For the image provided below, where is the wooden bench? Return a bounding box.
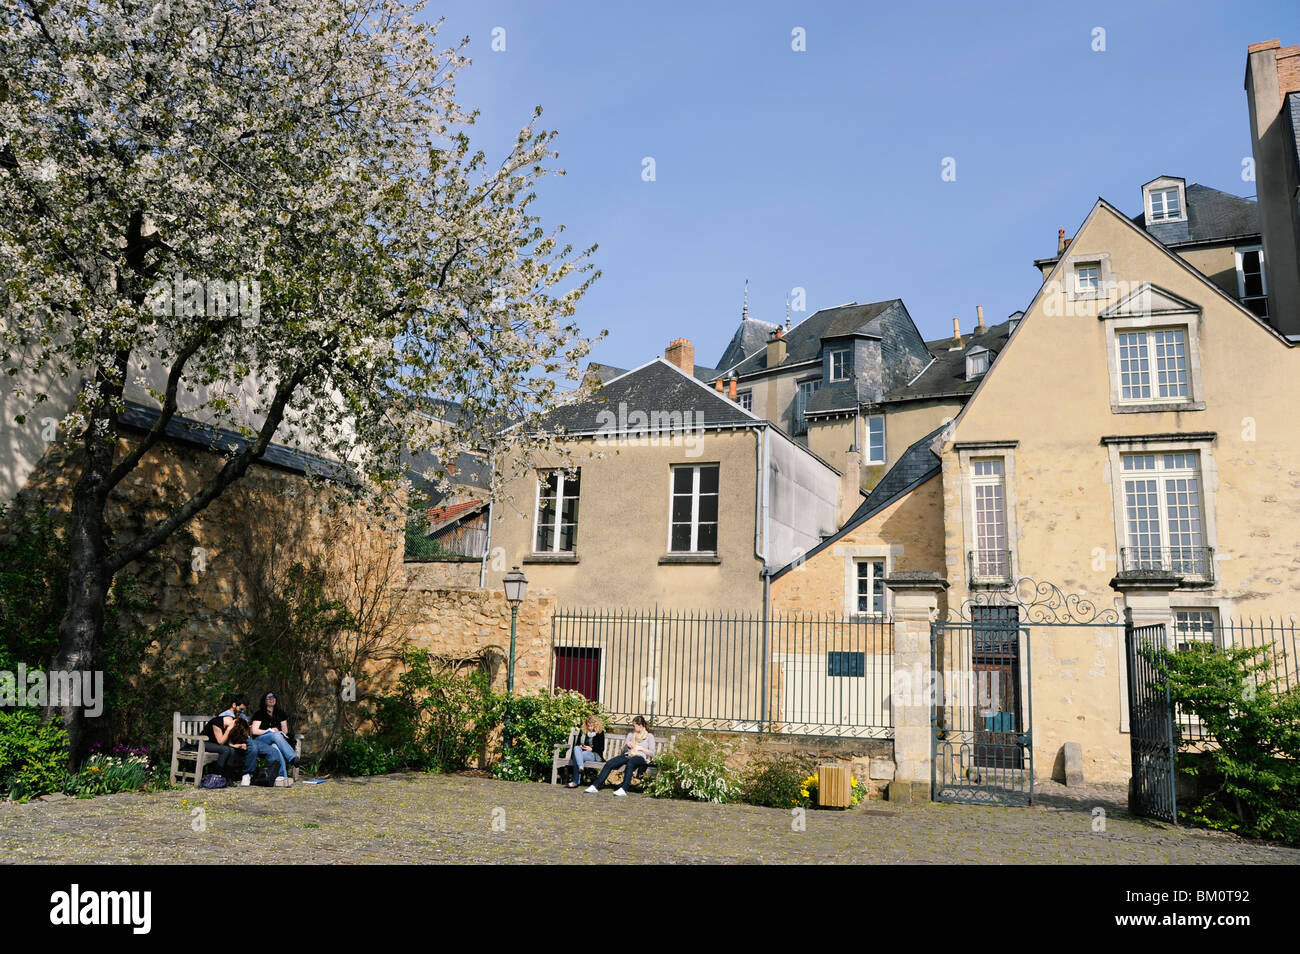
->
[170,712,302,787]
[550,728,673,787]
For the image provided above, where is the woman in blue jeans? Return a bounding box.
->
[246,690,297,786]
[567,715,606,788]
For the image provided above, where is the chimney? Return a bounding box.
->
[976,305,986,334]
[714,377,724,392]
[664,338,695,373]
[766,327,786,368]
[1245,38,1300,336]
[839,446,862,525]
[728,374,738,401]
[948,317,963,351]
[1057,228,1072,254]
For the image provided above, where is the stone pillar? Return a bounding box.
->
[884,571,948,802]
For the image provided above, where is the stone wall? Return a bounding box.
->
[394,582,557,695]
[402,559,482,589]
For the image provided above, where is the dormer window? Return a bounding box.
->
[829,348,851,382]
[1075,263,1100,293]
[1142,177,1187,225]
[966,347,990,381]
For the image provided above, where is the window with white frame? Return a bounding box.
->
[965,349,990,381]
[829,349,851,382]
[669,464,719,552]
[1121,453,1207,576]
[1074,263,1101,294]
[737,390,753,412]
[855,559,886,616]
[1148,187,1183,222]
[1116,327,1188,402]
[970,459,1009,580]
[535,469,580,552]
[1173,608,1219,651]
[865,415,885,464]
[795,379,821,434]
[1235,245,1269,320]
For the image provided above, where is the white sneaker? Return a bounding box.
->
[240,774,251,787]
[584,785,598,793]
[274,776,293,787]
[613,788,627,798]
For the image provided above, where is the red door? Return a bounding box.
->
[554,648,601,700]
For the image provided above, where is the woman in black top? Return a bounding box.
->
[567,715,605,788]
[201,710,248,775]
[250,690,297,769]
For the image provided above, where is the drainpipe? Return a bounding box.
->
[761,565,771,733]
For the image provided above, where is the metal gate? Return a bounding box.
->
[1125,621,1178,823]
[931,607,1033,805]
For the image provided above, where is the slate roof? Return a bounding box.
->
[404,447,491,499]
[768,423,946,580]
[534,358,757,433]
[716,316,780,372]
[585,362,629,385]
[883,319,1015,403]
[805,379,860,416]
[1131,183,1260,246]
[731,301,899,375]
[118,400,354,483]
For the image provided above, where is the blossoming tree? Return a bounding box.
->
[0,0,600,753]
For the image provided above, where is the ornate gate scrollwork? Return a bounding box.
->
[947,577,1121,625]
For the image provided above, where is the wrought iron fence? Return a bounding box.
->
[1172,617,1299,742]
[550,608,893,737]
[1119,546,1215,582]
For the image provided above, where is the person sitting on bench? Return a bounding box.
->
[567,714,606,789]
[585,715,655,797]
[201,696,250,777]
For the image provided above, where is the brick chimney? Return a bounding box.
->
[714,377,725,392]
[766,327,786,368]
[948,317,963,351]
[1057,228,1072,254]
[976,305,986,334]
[728,375,738,401]
[664,338,695,373]
[839,447,862,525]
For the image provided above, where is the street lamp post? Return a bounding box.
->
[502,566,528,763]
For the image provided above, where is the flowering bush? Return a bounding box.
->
[740,751,817,808]
[644,732,740,803]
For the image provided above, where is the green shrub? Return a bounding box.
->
[375,649,499,772]
[0,503,67,673]
[493,690,606,782]
[644,731,740,803]
[323,737,404,776]
[0,708,71,800]
[741,751,817,808]
[1162,642,1300,844]
[63,752,151,798]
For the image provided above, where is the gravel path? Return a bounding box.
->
[1,773,1295,864]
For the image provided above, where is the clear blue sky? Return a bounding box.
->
[428,0,1300,375]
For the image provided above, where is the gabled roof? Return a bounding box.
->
[716,316,779,371]
[731,300,899,375]
[1131,183,1260,246]
[426,497,488,531]
[883,320,1015,403]
[533,357,758,433]
[768,423,946,580]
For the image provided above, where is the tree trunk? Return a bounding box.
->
[51,415,116,765]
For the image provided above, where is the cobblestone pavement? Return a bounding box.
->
[1,773,1295,864]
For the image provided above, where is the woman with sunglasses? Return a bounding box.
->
[250,690,298,783]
